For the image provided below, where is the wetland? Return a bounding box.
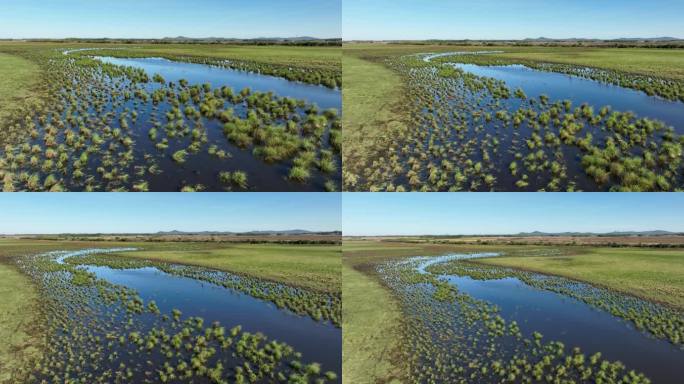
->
[343,45,684,192]
[342,239,684,384]
[3,242,341,383]
[0,43,341,191]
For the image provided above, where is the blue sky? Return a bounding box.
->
[343,193,684,236]
[343,0,684,40]
[0,0,341,39]
[0,193,340,234]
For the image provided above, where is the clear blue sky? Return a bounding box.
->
[0,0,341,39]
[0,193,340,234]
[343,193,684,236]
[343,0,684,40]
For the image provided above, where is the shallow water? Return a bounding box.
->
[55,249,341,380]
[410,254,684,383]
[32,55,342,191]
[85,265,341,374]
[452,63,684,133]
[97,56,341,110]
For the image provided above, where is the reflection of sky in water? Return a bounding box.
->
[97,56,341,110]
[408,254,683,383]
[53,249,340,374]
[453,63,684,133]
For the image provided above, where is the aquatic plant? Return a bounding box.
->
[0,47,341,191]
[10,248,340,383]
[373,254,672,383]
[344,52,684,192]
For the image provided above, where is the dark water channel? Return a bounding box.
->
[451,62,684,133]
[55,248,341,380]
[412,254,684,384]
[96,56,341,111]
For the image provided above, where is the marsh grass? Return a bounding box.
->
[0,44,341,191]
[345,52,684,192]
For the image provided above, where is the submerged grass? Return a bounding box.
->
[342,43,684,192]
[343,239,684,383]
[0,239,341,383]
[0,42,341,191]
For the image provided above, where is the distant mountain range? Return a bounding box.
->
[153,230,341,236]
[162,36,335,42]
[523,36,681,42]
[513,230,682,237]
[2,37,342,46]
[3,230,341,236]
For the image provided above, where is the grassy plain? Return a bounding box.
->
[0,52,40,122]
[90,43,341,70]
[342,55,406,186]
[344,43,684,79]
[0,263,40,382]
[479,46,684,80]
[477,247,684,309]
[342,265,404,384]
[110,242,341,293]
[341,239,469,383]
[0,238,341,293]
[342,44,460,188]
[0,41,340,70]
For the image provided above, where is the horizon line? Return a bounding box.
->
[1,229,342,236]
[341,37,684,42]
[0,36,342,40]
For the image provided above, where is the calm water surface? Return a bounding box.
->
[97,56,341,110]
[452,63,684,133]
[57,249,341,378]
[411,254,684,384]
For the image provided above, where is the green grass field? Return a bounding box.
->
[341,239,464,382]
[0,263,40,383]
[75,43,341,87]
[111,242,341,293]
[478,46,684,80]
[0,52,40,122]
[95,43,341,70]
[341,44,460,189]
[0,239,340,294]
[476,247,684,310]
[344,43,684,79]
[342,265,404,384]
[342,54,406,188]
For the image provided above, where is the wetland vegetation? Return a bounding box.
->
[0,42,341,191]
[1,239,341,383]
[343,44,684,191]
[342,239,684,383]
